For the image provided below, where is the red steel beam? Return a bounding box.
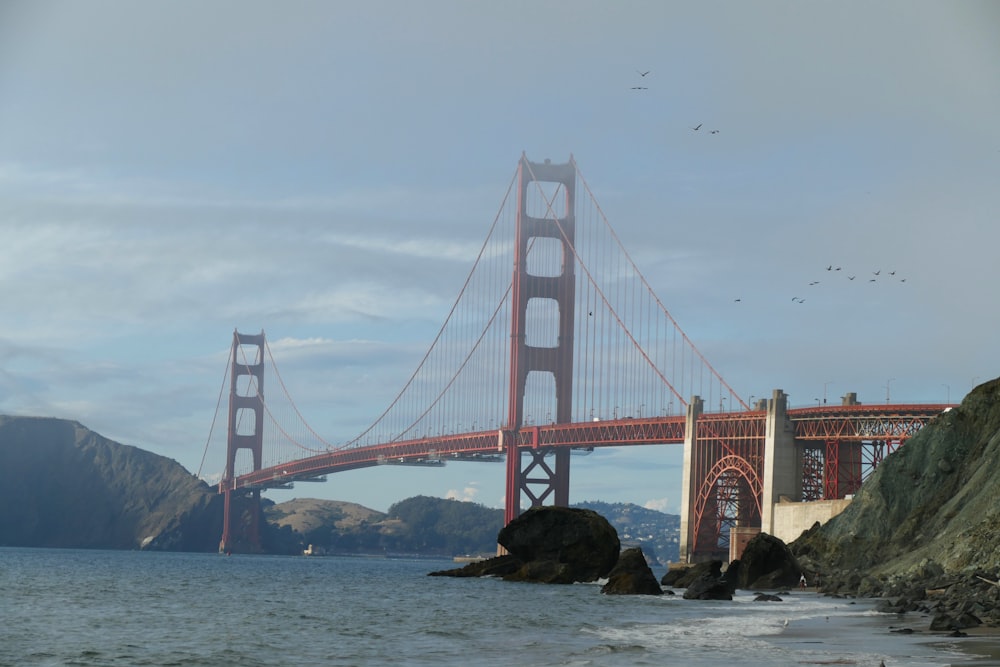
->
[230,405,953,494]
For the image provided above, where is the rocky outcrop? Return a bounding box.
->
[737,532,802,589]
[499,506,620,578]
[662,533,800,598]
[430,506,620,584]
[661,560,716,588]
[682,560,738,600]
[0,415,222,551]
[601,547,663,595]
[791,377,1000,627]
[428,554,524,578]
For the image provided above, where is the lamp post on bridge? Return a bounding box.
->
[823,381,832,404]
[885,378,895,404]
[942,384,950,403]
[815,398,821,407]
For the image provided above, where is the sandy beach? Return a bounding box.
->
[766,593,1000,666]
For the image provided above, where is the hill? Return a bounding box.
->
[0,415,222,551]
[266,497,385,534]
[0,414,681,557]
[573,500,680,563]
[266,496,680,562]
[262,495,503,556]
[791,377,1000,624]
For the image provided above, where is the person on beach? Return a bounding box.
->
[799,573,807,589]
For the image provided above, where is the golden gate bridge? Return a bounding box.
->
[205,154,952,559]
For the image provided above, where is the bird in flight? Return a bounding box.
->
[691,123,702,131]
[873,270,881,276]
[809,281,820,286]
[734,298,741,303]
[636,69,650,77]
[710,129,720,134]
[848,275,855,280]
[631,86,648,90]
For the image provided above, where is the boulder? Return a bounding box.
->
[720,558,742,593]
[429,506,620,584]
[682,560,734,600]
[498,506,620,575]
[738,533,802,589]
[601,547,663,595]
[661,560,716,588]
[929,611,982,632]
[428,554,522,578]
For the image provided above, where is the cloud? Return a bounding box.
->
[445,485,480,503]
[644,498,671,514]
[1,1,997,516]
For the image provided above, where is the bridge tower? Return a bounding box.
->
[504,155,576,525]
[219,330,265,553]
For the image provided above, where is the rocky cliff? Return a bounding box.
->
[0,415,222,551]
[791,377,1000,625]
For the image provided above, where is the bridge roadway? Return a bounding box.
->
[230,402,952,493]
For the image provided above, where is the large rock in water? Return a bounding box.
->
[499,506,620,577]
[661,559,716,588]
[682,560,737,600]
[601,547,663,595]
[430,506,620,584]
[738,533,802,589]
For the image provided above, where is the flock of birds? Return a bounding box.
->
[630,66,908,313]
[735,264,908,305]
[631,69,720,134]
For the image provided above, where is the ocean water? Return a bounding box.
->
[0,547,995,667]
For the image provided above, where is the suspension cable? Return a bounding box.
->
[570,156,748,410]
[197,343,232,479]
[344,167,519,447]
[264,339,336,451]
[523,157,688,408]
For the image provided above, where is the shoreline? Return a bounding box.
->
[918,624,1000,666]
[770,593,1000,666]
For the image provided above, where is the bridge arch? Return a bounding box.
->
[691,454,763,558]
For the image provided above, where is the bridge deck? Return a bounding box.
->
[228,404,952,492]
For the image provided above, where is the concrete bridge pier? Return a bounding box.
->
[678,388,801,563]
[760,389,801,536]
[678,395,703,563]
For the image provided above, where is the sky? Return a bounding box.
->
[1,1,998,515]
